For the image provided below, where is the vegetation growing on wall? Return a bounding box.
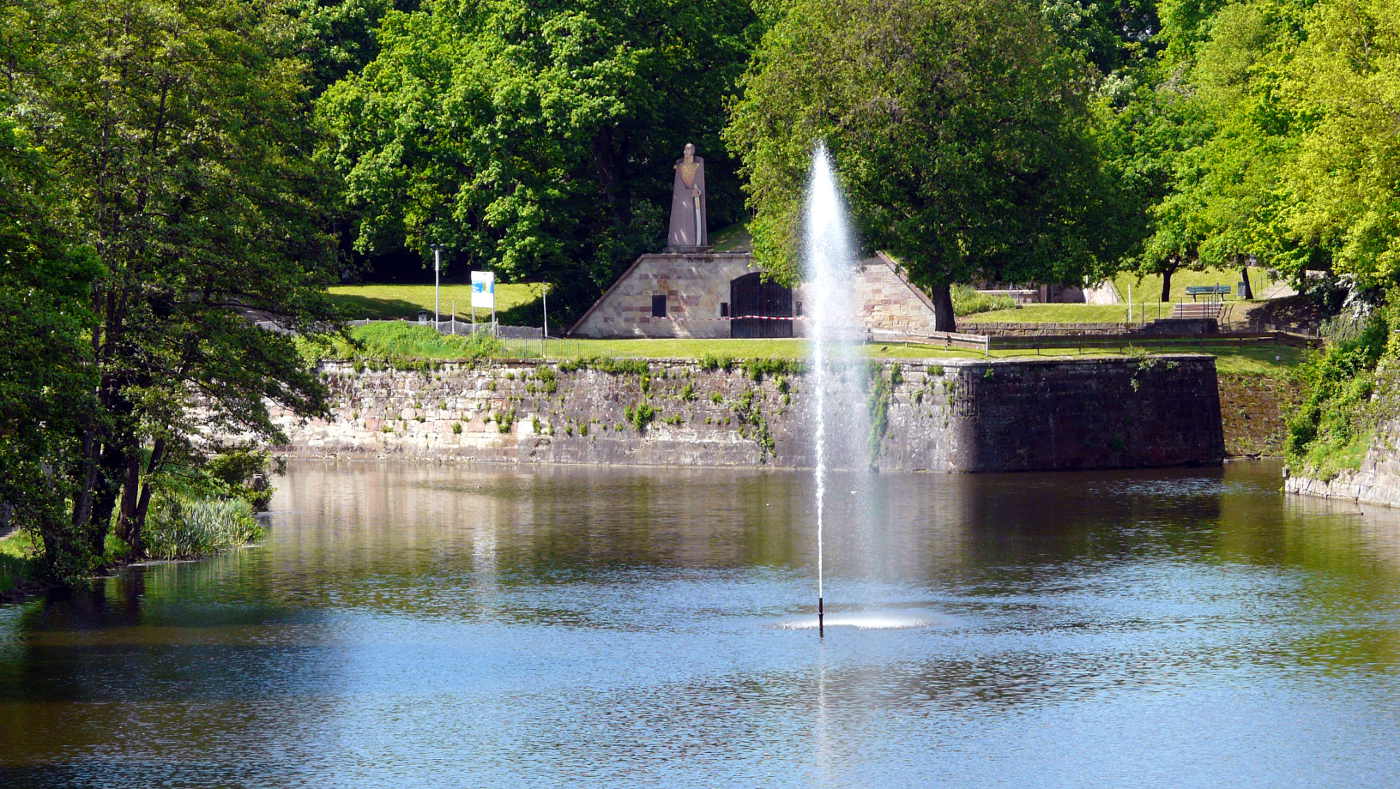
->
[1286,307,1394,480]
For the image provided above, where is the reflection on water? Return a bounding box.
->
[3,460,1400,786]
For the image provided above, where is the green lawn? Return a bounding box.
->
[504,336,1302,378]
[0,529,36,596]
[317,311,1303,379]
[710,223,753,252]
[967,304,1135,323]
[328,283,548,324]
[1111,265,1283,304]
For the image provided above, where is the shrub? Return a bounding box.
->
[951,284,1017,317]
[144,495,262,560]
[625,402,656,431]
[699,354,734,372]
[1286,310,1391,478]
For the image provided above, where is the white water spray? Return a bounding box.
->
[803,143,868,637]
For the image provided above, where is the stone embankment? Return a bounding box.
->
[261,355,1225,472]
[1286,414,1400,507]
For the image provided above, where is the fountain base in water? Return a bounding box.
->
[779,611,940,631]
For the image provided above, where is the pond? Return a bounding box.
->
[3,460,1400,787]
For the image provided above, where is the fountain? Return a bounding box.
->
[802,142,874,637]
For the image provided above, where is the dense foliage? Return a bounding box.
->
[317,0,759,312]
[726,0,1127,330]
[1286,306,1395,479]
[1,0,339,580]
[8,0,1400,579]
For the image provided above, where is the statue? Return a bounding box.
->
[666,143,708,251]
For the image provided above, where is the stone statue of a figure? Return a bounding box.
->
[666,143,708,251]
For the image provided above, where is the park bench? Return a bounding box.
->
[1184,285,1231,301]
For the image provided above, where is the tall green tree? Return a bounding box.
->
[318,0,757,312]
[6,0,338,564]
[0,117,101,579]
[1279,0,1400,289]
[1142,0,1310,299]
[726,0,1123,330]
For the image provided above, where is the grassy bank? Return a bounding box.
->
[328,283,547,324]
[0,529,37,598]
[1285,311,1392,480]
[309,323,1301,379]
[1111,266,1284,304]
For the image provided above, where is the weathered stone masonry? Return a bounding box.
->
[262,355,1225,472]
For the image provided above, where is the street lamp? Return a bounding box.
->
[432,244,442,328]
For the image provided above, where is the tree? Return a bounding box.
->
[0,115,101,579]
[1040,0,1162,77]
[1279,0,1400,290]
[296,0,419,95]
[317,0,757,314]
[726,0,1123,330]
[7,0,339,564]
[1142,0,1310,300]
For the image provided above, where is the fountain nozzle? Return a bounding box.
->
[818,596,825,638]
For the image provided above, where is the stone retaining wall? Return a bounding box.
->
[1218,373,1298,458]
[258,355,1225,472]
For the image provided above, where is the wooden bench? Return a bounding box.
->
[1184,285,1231,301]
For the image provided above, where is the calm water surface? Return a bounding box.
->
[3,460,1400,787]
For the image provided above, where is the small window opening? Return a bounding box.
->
[795,301,804,316]
[720,302,729,317]
[652,294,668,317]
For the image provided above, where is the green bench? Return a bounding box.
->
[1184,285,1231,301]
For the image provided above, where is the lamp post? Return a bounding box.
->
[432,244,442,329]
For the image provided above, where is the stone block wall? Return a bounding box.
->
[570,251,939,339]
[570,252,758,338]
[257,355,1225,473]
[1217,373,1298,458]
[851,255,938,337]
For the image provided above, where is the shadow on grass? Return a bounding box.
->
[328,294,427,320]
[329,292,547,326]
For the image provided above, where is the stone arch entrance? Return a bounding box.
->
[730,272,794,338]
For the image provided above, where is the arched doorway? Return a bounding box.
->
[730,272,794,338]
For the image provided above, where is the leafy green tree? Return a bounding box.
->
[296,0,419,95]
[1143,0,1310,299]
[0,115,101,579]
[7,0,339,562]
[1040,0,1161,77]
[1279,0,1400,289]
[317,0,757,313]
[726,0,1123,330]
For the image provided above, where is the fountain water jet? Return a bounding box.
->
[802,143,872,637]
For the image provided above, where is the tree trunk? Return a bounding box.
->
[1160,268,1174,303]
[931,282,956,332]
[89,444,124,558]
[115,451,141,550]
[1239,264,1254,300]
[129,438,166,557]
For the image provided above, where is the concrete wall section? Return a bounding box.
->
[255,355,1224,473]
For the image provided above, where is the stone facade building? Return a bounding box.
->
[568,250,940,339]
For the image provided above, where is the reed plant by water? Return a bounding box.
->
[143,495,262,560]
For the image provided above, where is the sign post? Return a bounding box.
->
[432,245,442,328]
[471,271,496,336]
